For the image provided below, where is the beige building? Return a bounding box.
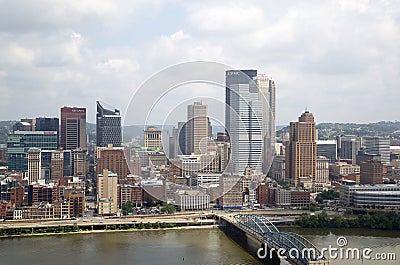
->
[316,156,330,184]
[329,162,360,178]
[179,154,219,177]
[28,148,41,184]
[286,111,317,185]
[186,101,211,155]
[97,169,118,215]
[144,126,162,150]
[73,148,86,178]
[51,150,64,180]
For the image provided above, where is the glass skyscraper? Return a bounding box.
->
[225,70,275,174]
[7,131,58,172]
[96,101,122,147]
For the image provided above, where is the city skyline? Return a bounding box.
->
[0,1,399,125]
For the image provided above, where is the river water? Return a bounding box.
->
[0,227,399,265]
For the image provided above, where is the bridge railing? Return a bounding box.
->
[233,214,328,265]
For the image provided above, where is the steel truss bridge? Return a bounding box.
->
[233,214,329,265]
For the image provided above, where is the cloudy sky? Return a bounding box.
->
[0,0,399,125]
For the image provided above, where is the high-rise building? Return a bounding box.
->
[28,148,41,184]
[60,107,87,150]
[337,135,361,164]
[316,140,337,163]
[96,145,130,181]
[177,121,187,155]
[73,148,87,178]
[253,74,276,173]
[96,101,122,147]
[63,150,73,177]
[50,150,64,180]
[286,111,317,185]
[360,160,383,185]
[364,136,390,165]
[97,169,118,215]
[35,118,59,146]
[144,126,162,150]
[7,131,58,172]
[316,156,330,185]
[225,70,275,174]
[186,101,211,155]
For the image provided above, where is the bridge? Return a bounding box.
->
[222,214,330,265]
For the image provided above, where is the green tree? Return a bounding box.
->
[122,201,133,215]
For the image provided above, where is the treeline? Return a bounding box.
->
[0,222,176,237]
[315,190,339,203]
[296,211,400,230]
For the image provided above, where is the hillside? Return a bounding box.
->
[277,121,400,141]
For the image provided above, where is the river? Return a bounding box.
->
[0,227,399,264]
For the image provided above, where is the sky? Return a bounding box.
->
[0,0,399,126]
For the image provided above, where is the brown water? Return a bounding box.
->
[0,228,399,265]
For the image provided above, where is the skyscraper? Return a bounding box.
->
[186,101,211,155]
[96,145,130,181]
[316,140,337,163]
[36,117,59,146]
[27,148,41,184]
[96,101,122,147]
[60,107,87,150]
[364,136,390,165]
[337,135,361,164]
[225,70,275,174]
[7,131,58,172]
[286,111,317,185]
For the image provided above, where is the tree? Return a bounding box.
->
[122,201,133,215]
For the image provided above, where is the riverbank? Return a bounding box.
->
[0,223,219,239]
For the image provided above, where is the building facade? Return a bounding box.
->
[225,70,275,174]
[286,111,317,185]
[96,101,122,147]
[60,107,87,150]
[364,136,390,165]
[7,131,58,172]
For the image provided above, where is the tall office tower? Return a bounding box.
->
[186,101,211,155]
[337,135,361,164]
[360,160,383,184]
[96,101,122,147]
[7,131,58,172]
[63,150,73,177]
[253,74,276,173]
[316,156,330,185]
[60,107,87,150]
[96,145,130,181]
[28,148,41,184]
[73,148,87,178]
[144,126,162,150]
[35,118,59,146]
[97,169,118,215]
[316,140,337,163]
[40,150,53,180]
[177,122,187,155]
[50,150,64,180]
[225,70,275,174]
[285,111,317,185]
[364,136,390,165]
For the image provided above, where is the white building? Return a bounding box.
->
[175,190,210,211]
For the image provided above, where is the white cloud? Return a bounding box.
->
[0,0,399,125]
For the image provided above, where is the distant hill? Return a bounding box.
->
[277,121,400,140]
